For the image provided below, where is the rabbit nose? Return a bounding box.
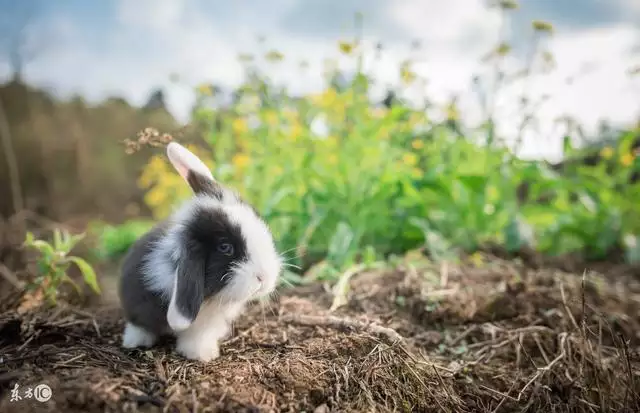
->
[256,273,264,283]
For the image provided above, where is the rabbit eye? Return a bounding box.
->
[218,242,234,256]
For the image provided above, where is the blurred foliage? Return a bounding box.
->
[88,219,155,261]
[21,229,100,305]
[130,33,640,276]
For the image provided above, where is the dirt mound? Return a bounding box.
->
[1,256,639,412]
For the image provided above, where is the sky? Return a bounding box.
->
[0,0,639,162]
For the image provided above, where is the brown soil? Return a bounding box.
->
[1,254,639,413]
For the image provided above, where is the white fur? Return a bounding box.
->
[167,274,193,332]
[122,322,157,348]
[175,299,245,361]
[167,142,214,181]
[133,143,283,361]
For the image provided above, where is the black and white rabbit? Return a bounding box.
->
[118,142,282,361]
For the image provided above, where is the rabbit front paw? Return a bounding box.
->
[122,322,157,348]
[176,334,220,361]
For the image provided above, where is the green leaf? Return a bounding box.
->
[457,174,488,193]
[263,187,295,217]
[28,240,56,260]
[327,221,356,268]
[53,229,63,251]
[504,215,534,252]
[66,232,86,253]
[409,217,454,261]
[24,231,34,245]
[68,257,101,294]
[278,269,307,287]
[562,135,573,156]
[62,274,82,294]
[362,245,377,265]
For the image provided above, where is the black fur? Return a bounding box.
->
[187,170,225,200]
[119,203,250,334]
[187,170,263,218]
[174,205,249,321]
[119,222,172,335]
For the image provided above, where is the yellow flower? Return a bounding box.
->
[408,112,425,127]
[620,153,635,167]
[411,139,424,150]
[282,108,297,121]
[532,20,554,34]
[469,252,484,267]
[232,118,248,135]
[145,187,166,207]
[328,154,338,165]
[137,156,165,189]
[290,123,304,141]
[400,60,416,85]
[445,101,459,120]
[232,153,251,169]
[600,146,614,159]
[411,168,423,179]
[486,185,499,201]
[273,165,284,175]
[325,136,338,148]
[338,41,356,55]
[264,110,279,126]
[309,93,322,105]
[499,0,519,10]
[319,88,338,107]
[402,153,418,166]
[197,84,212,96]
[378,126,391,140]
[265,49,284,62]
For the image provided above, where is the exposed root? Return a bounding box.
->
[281,314,405,345]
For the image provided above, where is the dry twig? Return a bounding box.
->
[281,314,404,344]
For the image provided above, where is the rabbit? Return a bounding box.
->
[118,142,283,361]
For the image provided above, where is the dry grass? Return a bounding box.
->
[0,255,638,412]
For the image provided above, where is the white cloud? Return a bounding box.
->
[620,0,640,15]
[492,24,640,161]
[116,0,187,29]
[391,0,502,51]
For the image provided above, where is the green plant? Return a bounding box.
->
[89,219,155,260]
[129,13,639,281]
[22,229,101,304]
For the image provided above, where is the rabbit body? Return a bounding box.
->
[118,143,282,361]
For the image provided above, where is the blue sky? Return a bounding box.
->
[0,0,639,161]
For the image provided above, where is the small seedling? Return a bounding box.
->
[22,229,101,305]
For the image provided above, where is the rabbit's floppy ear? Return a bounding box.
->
[167,250,205,332]
[167,142,223,197]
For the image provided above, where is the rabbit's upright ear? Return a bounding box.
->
[167,142,223,198]
[167,251,205,332]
